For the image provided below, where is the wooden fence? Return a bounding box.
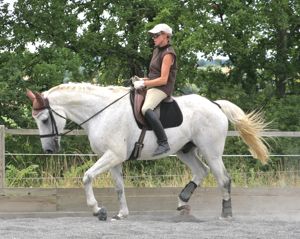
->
[1,187,300,217]
[1,125,300,189]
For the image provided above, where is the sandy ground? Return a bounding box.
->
[1,212,300,239]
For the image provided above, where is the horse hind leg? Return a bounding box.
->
[176,149,210,214]
[194,127,232,219]
[206,155,232,219]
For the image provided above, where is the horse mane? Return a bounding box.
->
[43,82,128,97]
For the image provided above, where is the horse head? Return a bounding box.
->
[26,89,66,153]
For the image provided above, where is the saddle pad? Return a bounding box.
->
[130,89,183,130]
[135,100,183,130]
[158,100,183,129]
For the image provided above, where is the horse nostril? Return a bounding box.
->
[45,149,53,154]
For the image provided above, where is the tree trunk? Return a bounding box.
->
[275,28,288,97]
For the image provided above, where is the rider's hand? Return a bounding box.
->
[133,80,145,89]
[130,75,142,83]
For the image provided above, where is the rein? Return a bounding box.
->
[39,90,131,138]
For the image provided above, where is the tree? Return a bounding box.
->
[261,0,300,97]
[0,0,299,183]
[0,0,299,128]
[188,0,300,98]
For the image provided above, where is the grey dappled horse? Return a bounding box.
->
[26,83,269,221]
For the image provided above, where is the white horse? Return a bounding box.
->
[26,82,269,221]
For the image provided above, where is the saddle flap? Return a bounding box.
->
[130,88,147,126]
[130,89,183,130]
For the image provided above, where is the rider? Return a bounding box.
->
[133,23,177,156]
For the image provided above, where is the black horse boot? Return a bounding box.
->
[144,109,170,156]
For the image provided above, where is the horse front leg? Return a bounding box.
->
[110,164,129,220]
[82,150,123,221]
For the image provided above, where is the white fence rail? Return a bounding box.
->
[1,125,300,188]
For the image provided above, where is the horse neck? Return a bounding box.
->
[47,87,129,130]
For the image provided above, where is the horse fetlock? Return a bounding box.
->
[86,198,98,209]
[177,204,191,215]
[179,181,197,202]
[92,207,101,217]
[96,207,108,221]
[119,208,129,217]
[111,209,129,221]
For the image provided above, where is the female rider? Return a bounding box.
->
[133,23,177,156]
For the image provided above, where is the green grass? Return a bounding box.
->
[5,156,300,188]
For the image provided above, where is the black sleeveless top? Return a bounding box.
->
[148,44,177,96]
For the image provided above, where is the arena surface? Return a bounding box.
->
[1,213,300,239]
[0,187,300,238]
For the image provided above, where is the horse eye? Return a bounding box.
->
[41,118,49,124]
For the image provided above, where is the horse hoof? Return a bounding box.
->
[219,215,233,221]
[220,212,233,219]
[177,205,191,215]
[111,214,127,221]
[95,207,107,221]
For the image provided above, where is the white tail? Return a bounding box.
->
[215,100,270,164]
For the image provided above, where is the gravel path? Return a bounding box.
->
[1,212,299,239]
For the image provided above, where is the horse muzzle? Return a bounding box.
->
[44,149,54,154]
[42,140,60,154]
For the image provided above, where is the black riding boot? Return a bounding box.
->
[144,109,170,156]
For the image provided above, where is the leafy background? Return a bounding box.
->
[0,0,299,187]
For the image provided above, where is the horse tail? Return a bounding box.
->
[215,100,270,164]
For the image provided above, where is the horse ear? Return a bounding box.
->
[34,92,45,108]
[27,89,45,109]
[26,89,36,102]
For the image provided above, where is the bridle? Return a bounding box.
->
[35,90,131,139]
[33,98,62,151]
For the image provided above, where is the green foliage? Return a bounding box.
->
[6,164,39,187]
[1,0,300,187]
[5,154,300,188]
[1,0,299,127]
[265,95,300,131]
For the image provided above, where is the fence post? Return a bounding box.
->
[0,125,5,188]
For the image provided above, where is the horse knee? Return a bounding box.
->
[83,172,92,185]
